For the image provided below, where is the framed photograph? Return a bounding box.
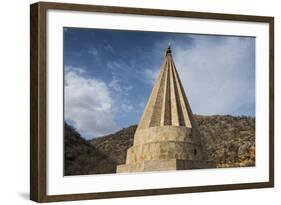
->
[30,1,274,202]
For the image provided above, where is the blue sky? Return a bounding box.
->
[64,27,255,139]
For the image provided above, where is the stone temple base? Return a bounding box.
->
[116,159,216,173]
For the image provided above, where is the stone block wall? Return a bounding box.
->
[126,141,205,164]
[133,126,201,145]
[123,126,207,165]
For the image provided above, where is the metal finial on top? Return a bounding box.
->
[165,44,172,56]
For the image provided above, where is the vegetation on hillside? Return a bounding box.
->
[65,115,255,175]
[194,115,255,168]
[64,123,116,175]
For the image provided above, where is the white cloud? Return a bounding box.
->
[88,48,98,57]
[108,74,133,95]
[121,103,133,112]
[108,74,134,113]
[108,76,122,92]
[65,66,118,139]
[104,44,113,52]
[143,68,159,85]
[64,35,255,140]
[172,36,255,116]
[65,65,85,74]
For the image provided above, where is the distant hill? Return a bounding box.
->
[89,125,136,165]
[64,123,116,175]
[65,115,255,175]
[193,115,255,168]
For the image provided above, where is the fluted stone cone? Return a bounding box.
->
[117,47,215,173]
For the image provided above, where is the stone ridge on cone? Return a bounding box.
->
[117,46,215,173]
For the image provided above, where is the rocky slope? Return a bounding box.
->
[193,115,255,168]
[65,115,255,175]
[64,123,116,175]
[90,115,255,168]
[89,125,136,165]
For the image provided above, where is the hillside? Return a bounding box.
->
[64,123,116,175]
[65,115,255,175]
[90,115,255,168]
[193,115,255,168]
[89,125,136,165]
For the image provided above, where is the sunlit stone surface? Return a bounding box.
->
[117,47,215,173]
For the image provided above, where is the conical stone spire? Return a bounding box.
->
[117,47,215,173]
[138,46,195,130]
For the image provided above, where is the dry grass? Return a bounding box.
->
[65,115,255,175]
